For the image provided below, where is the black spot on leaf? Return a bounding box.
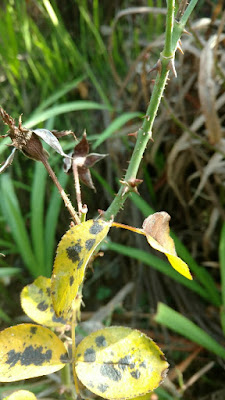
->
[6,350,20,367]
[84,348,96,362]
[6,346,52,367]
[46,288,51,296]
[60,353,70,363]
[37,301,48,311]
[66,240,82,262]
[85,238,96,250]
[30,326,37,335]
[130,369,141,379]
[95,335,107,347]
[77,258,84,269]
[98,383,109,393]
[139,361,147,368]
[89,221,104,235]
[100,364,122,381]
[52,313,65,324]
[118,355,135,370]
[69,276,74,286]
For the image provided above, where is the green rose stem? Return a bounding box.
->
[104,0,198,221]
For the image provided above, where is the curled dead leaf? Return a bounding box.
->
[198,34,223,144]
[142,212,192,280]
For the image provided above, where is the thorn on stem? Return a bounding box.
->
[120,178,143,196]
[167,59,177,78]
[183,28,191,36]
[177,40,184,54]
[128,131,138,139]
[149,59,162,76]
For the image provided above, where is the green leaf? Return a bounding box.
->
[93,112,142,149]
[0,324,68,382]
[33,75,86,112]
[106,241,208,300]
[31,163,48,276]
[24,101,112,129]
[0,174,37,276]
[21,276,65,328]
[75,326,169,399]
[0,267,21,278]
[51,219,112,318]
[155,303,225,359]
[219,222,225,335]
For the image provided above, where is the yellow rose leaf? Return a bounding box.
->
[142,212,192,280]
[3,390,37,400]
[75,326,169,400]
[21,276,65,328]
[0,324,68,382]
[51,219,111,319]
[129,395,152,400]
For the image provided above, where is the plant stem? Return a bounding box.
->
[163,0,175,57]
[61,364,71,387]
[41,157,80,224]
[73,161,82,218]
[172,0,198,47]
[104,0,198,221]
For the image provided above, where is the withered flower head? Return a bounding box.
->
[63,131,107,191]
[0,107,72,172]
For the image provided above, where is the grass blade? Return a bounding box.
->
[219,222,225,335]
[93,112,143,149]
[155,303,225,359]
[31,162,48,276]
[106,241,209,300]
[0,174,37,276]
[34,75,86,113]
[24,101,112,128]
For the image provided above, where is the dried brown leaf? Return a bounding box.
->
[198,35,223,144]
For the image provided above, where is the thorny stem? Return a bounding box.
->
[163,0,175,58]
[104,0,198,221]
[73,161,83,218]
[41,157,80,225]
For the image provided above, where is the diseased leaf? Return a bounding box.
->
[0,324,68,382]
[51,219,111,318]
[3,390,37,400]
[21,276,65,328]
[33,129,71,158]
[128,395,152,400]
[143,212,192,280]
[75,326,169,400]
